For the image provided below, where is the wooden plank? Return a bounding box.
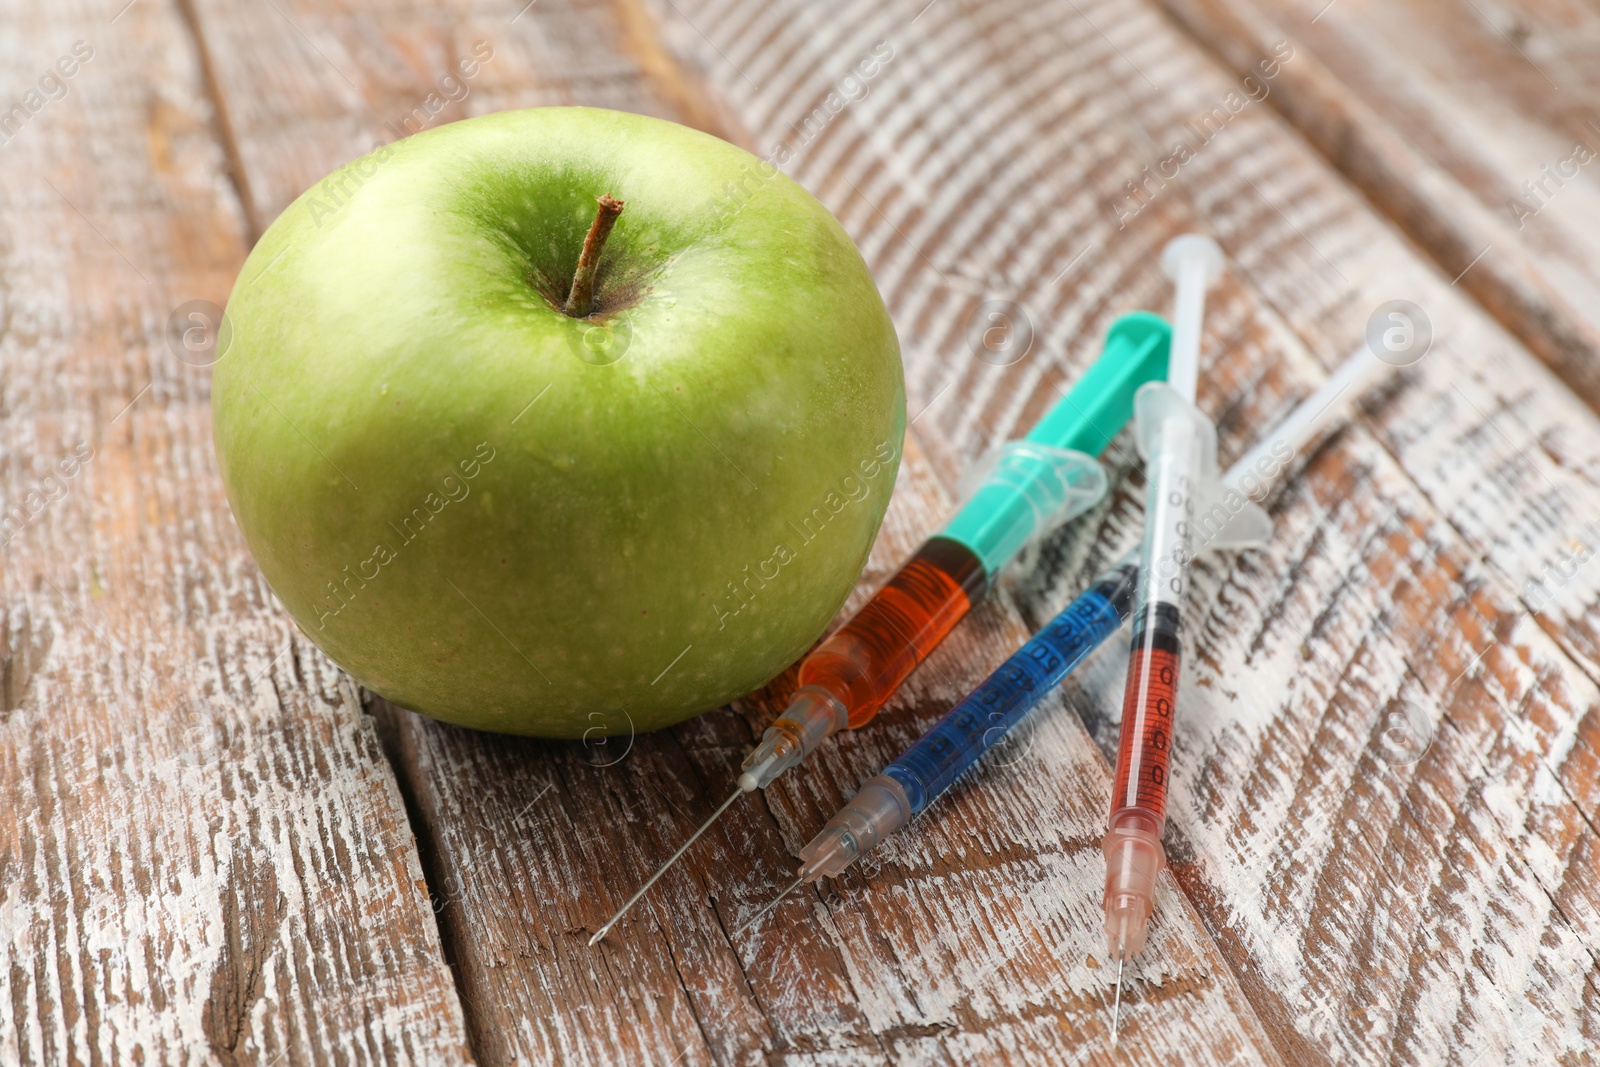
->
[182,0,732,232]
[0,3,472,1064]
[184,0,1283,1062]
[1154,0,1600,410]
[1151,0,1600,696]
[656,0,1600,1062]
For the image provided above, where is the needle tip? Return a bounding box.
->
[1110,957,1126,1048]
[588,786,749,950]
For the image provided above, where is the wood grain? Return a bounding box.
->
[0,3,471,1064]
[1153,0,1600,698]
[11,0,1600,1063]
[1155,0,1600,410]
[658,0,1600,1062]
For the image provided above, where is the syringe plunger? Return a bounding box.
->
[1159,235,1223,403]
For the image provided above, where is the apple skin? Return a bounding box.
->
[213,107,903,737]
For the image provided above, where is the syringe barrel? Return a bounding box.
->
[797,535,986,729]
[1099,385,1204,965]
[882,560,1140,815]
[1113,603,1183,822]
[1112,387,1205,824]
[774,313,1171,744]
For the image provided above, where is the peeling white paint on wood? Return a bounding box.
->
[1160,0,1600,410]
[653,0,1600,1062]
[9,0,1600,1063]
[0,3,472,1064]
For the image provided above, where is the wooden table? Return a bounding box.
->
[4,0,1597,1063]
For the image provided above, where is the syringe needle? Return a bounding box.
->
[1111,957,1125,1047]
[733,875,805,937]
[590,786,747,946]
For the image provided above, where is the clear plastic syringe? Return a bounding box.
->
[1101,273,1392,1046]
[589,312,1173,945]
[779,341,1384,918]
[1104,235,1224,1042]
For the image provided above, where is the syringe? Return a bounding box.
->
[590,311,1173,945]
[1105,235,1225,1043]
[778,341,1384,921]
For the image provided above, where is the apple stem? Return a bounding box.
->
[564,194,625,318]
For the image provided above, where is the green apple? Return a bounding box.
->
[213,107,903,738]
